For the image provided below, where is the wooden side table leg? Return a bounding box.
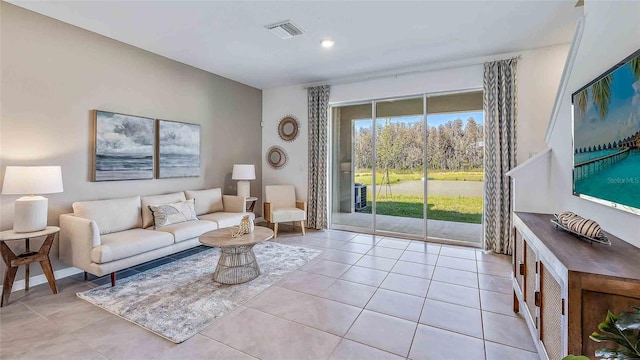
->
[2,266,18,307]
[0,241,19,307]
[25,238,30,291]
[40,258,58,294]
[38,234,58,294]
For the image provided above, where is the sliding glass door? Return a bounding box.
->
[330,91,483,245]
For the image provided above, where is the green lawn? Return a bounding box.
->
[354,170,483,185]
[359,194,482,224]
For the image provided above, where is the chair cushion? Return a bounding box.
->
[185,188,224,216]
[148,199,198,229]
[91,229,173,263]
[155,220,218,243]
[73,196,142,235]
[271,208,306,223]
[199,212,255,229]
[265,185,296,209]
[141,192,186,228]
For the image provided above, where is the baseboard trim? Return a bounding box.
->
[2,266,83,293]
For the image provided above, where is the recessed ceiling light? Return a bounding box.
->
[321,39,335,48]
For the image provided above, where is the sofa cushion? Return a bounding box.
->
[198,212,255,229]
[185,188,224,216]
[73,196,142,235]
[272,208,306,223]
[148,199,198,229]
[141,192,186,228]
[91,228,173,264]
[155,220,217,242]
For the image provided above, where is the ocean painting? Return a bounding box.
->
[94,111,154,181]
[573,52,640,212]
[158,120,200,178]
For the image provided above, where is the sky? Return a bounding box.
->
[353,110,483,130]
[96,112,154,156]
[574,58,640,150]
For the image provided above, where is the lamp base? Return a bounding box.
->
[237,181,250,198]
[14,196,48,233]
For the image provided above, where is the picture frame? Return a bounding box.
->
[157,119,201,178]
[93,110,155,181]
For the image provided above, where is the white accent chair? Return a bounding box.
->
[263,185,306,238]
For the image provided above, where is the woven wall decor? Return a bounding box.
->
[266,146,288,169]
[278,115,299,142]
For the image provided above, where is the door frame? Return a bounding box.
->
[328,88,484,245]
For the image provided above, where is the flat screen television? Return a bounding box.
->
[572,49,640,215]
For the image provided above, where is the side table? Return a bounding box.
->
[246,196,258,212]
[0,226,59,307]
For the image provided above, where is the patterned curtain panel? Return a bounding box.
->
[483,58,518,254]
[307,85,330,229]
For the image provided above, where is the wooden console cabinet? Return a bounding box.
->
[513,212,640,360]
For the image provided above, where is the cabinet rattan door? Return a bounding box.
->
[540,262,564,360]
[514,229,525,293]
[524,240,538,328]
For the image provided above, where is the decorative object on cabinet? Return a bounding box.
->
[278,115,299,142]
[1,166,64,232]
[157,119,200,178]
[550,213,610,245]
[512,212,640,360]
[93,110,155,181]
[232,164,256,197]
[266,146,288,169]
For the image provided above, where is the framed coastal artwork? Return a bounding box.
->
[157,119,201,178]
[93,110,155,181]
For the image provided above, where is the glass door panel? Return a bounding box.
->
[425,92,484,244]
[331,103,373,232]
[374,98,425,237]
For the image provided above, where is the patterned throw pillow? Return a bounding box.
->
[148,199,197,229]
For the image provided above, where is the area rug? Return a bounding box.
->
[77,242,321,343]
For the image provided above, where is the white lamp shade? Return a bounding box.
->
[232,164,256,180]
[2,166,64,195]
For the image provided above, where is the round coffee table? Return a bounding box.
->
[199,226,274,284]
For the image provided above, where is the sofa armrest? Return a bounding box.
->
[222,195,246,213]
[59,213,101,272]
[296,200,307,212]
[264,202,272,222]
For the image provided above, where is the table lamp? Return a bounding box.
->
[232,164,255,198]
[2,166,64,233]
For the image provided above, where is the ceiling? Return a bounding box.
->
[9,1,582,89]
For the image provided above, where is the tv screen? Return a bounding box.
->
[572,49,640,215]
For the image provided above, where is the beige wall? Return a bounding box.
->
[0,3,262,281]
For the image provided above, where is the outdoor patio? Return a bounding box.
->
[332,212,482,245]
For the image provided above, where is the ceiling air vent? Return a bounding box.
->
[265,20,305,39]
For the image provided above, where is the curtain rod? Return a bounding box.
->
[302,51,522,89]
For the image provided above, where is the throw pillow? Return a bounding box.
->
[148,199,197,229]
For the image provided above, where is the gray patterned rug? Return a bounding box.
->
[77,242,321,343]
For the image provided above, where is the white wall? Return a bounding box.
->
[517,44,570,164]
[261,85,309,203]
[1,3,262,281]
[516,1,640,247]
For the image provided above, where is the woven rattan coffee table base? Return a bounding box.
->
[212,245,261,284]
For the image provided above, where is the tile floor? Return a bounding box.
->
[0,227,539,360]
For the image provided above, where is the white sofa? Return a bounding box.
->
[59,188,254,285]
